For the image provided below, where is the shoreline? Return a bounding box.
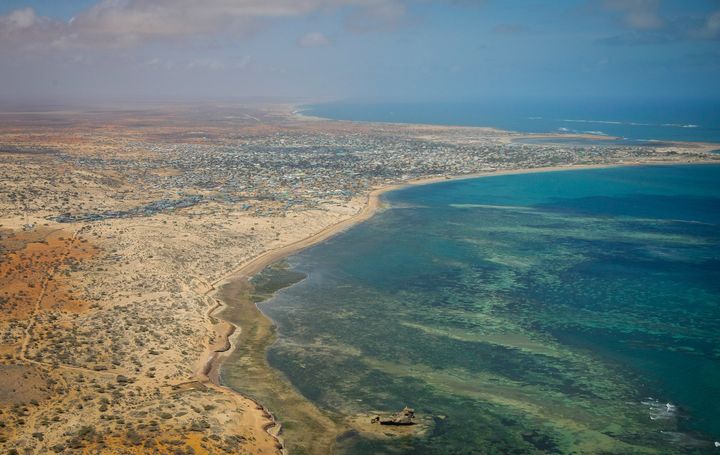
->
[195,159,719,453]
[292,106,720,151]
[293,107,623,141]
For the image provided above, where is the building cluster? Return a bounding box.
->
[2,127,694,223]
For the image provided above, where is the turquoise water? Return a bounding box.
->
[304,100,720,143]
[259,164,720,453]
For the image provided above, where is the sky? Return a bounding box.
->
[0,0,719,103]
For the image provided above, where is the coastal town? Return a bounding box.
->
[0,103,718,454]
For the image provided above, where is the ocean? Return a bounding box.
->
[229,164,720,454]
[302,99,720,143]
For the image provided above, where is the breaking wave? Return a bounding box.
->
[561,119,701,128]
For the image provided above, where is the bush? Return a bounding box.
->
[78,425,95,438]
[127,430,143,445]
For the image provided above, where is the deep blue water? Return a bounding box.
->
[258,164,720,454]
[303,99,720,143]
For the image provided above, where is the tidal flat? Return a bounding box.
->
[223,164,720,454]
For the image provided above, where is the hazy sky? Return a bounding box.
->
[1,0,719,103]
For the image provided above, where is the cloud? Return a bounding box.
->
[0,0,408,52]
[601,0,664,30]
[0,7,40,30]
[187,58,226,71]
[298,32,331,47]
[345,0,407,32]
[697,9,720,39]
[598,4,720,46]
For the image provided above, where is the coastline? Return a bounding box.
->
[293,106,720,153]
[196,159,719,453]
[4,103,719,454]
[192,180,391,453]
[293,106,621,141]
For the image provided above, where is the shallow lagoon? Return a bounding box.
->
[243,165,720,453]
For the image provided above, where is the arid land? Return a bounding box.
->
[0,102,718,454]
